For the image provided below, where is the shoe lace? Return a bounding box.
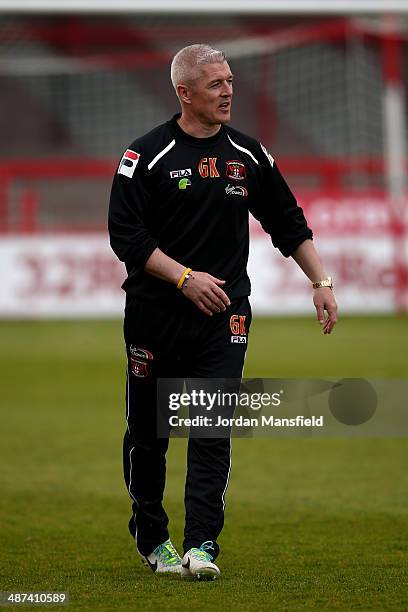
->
[191,541,215,562]
[155,540,181,566]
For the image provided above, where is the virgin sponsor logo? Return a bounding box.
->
[225,184,248,197]
[170,168,192,178]
[118,149,140,178]
[226,160,246,180]
[129,346,154,378]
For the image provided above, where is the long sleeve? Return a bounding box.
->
[249,146,313,257]
[108,149,158,271]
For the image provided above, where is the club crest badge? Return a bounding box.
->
[226,160,246,180]
[129,346,154,378]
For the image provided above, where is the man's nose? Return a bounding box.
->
[221,81,232,96]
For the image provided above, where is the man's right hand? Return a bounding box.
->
[143,249,230,315]
[181,271,231,316]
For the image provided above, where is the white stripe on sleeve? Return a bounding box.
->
[227,135,259,165]
[147,139,176,171]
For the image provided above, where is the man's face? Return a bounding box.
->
[187,61,233,125]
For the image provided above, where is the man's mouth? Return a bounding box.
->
[219,101,230,110]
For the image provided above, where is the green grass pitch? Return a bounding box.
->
[0,316,407,611]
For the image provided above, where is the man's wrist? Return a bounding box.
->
[312,276,333,289]
[177,267,192,290]
[180,272,192,290]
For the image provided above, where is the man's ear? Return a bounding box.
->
[177,83,192,105]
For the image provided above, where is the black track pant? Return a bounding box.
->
[123,296,251,560]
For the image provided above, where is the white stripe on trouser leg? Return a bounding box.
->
[221,349,247,510]
[128,446,137,503]
[221,438,232,511]
[126,369,130,434]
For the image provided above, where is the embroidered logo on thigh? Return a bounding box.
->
[230,314,247,343]
[129,346,154,378]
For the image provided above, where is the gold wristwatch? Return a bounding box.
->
[312,276,333,289]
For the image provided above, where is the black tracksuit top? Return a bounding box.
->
[108,114,313,302]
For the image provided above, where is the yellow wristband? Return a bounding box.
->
[177,267,192,290]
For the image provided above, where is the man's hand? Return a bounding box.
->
[181,271,231,316]
[143,250,230,316]
[313,287,338,334]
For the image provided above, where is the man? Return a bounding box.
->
[108,44,337,581]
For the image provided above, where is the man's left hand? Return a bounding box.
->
[313,288,338,334]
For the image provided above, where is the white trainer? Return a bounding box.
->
[181,541,220,581]
[139,539,182,574]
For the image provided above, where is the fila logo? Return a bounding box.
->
[170,168,192,178]
[118,149,140,178]
[199,157,219,178]
[231,336,247,344]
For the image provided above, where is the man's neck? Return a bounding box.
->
[177,114,221,139]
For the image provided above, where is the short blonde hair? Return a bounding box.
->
[170,44,227,91]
